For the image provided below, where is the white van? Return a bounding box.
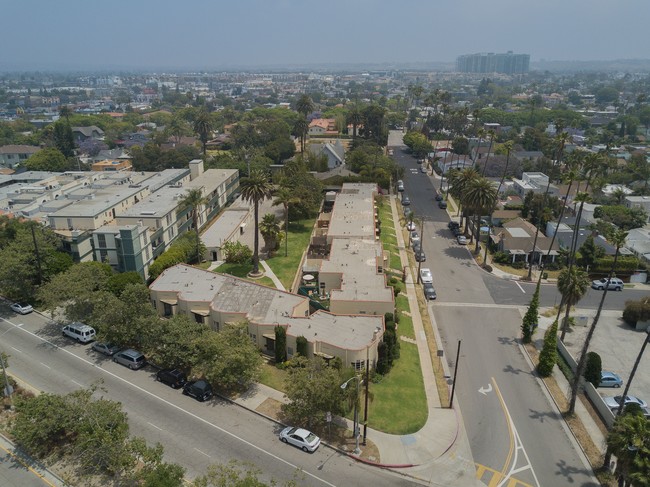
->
[62,322,96,343]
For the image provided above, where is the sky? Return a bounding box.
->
[2,0,649,71]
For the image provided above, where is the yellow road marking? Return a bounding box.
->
[0,442,57,487]
[475,463,535,487]
[492,377,515,481]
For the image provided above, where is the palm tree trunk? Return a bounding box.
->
[193,210,201,263]
[474,214,481,254]
[568,245,622,414]
[284,204,289,257]
[252,201,260,274]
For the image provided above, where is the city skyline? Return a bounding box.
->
[2,0,649,72]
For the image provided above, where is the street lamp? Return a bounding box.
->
[341,375,363,455]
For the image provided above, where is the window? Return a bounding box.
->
[97,234,106,248]
[287,347,293,357]
[163,302,173,317]
[193,313,204,324]
[351,360,366,371]
[99,250,108,262]
[213,321,220,331]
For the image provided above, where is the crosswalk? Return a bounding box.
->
[475,463,535,487]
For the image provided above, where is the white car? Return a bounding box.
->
[591,277,623,291]
[406,221,416,231]
[457,235,468,245]
[419,268,433,284]
[10,302,33,315]
[603,395,647,411]
[279,426,321,452]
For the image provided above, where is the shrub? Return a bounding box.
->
[274,326,287,364]
[511,261,526,269]
[483,264,493,273]
[537,320,558,377]
[493,251,510,264]
[222,241,253,264]
[296,336,308,357]
[622,298,650,325]
[584,352,602,386]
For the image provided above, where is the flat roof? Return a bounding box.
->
[201,209,249,247]
[327,183,377,240]
[120,186,186,218]
[185,168,238,191]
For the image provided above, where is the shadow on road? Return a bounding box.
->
[555,459,600,485]
[529,407,562,423]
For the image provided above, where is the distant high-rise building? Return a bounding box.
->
[456,51,530,74]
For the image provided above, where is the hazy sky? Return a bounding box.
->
[3,0,648,70]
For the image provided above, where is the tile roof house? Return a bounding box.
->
[493,217,559,264]
[308,118,338,136]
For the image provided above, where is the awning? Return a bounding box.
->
[262,333,276,340]
[160,298,178,305]
[190,309,210,317]
[314,351,334,360]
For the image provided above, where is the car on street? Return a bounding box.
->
[410,231,420,246]
[279,426,321,453]
[412,242,422,254]
[420,268,433,283]
[423,282,437,300]
[62,322,96,343]
[457,235,468,245]
[397,180,404,192]
[415,250,426,262]
[92,342,121,356]
[591,277,624,291]
[438,200,447,209]
[402,195,411,206]
[388,149,394,156]
[113,349,147,370]
[448,221,459,230]
[603,395,647,410]
[435,194,443,201]
[157,368,188,389]
[10,302,33,315]
[403,207,413,218]
[420,165,427,173]
[182,379,213,402]
[599,371,623,388]
[406,221,416,231]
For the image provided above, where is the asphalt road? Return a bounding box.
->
[0,312,417,487]
[391,132,600,486]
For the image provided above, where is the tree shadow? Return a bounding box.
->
[555,459,601,485]
[442,247,474,262]
[502,364,531,376]
[529,407,562,423]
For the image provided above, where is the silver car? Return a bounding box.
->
[591,277,623,291]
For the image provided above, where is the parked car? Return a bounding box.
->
[410,231,420,246]
[452,227,462,237]
[388,149,394,156]
[182,379,213,402]
[10,302,33,315]
[403,207,413,218]
[438,200,447,209]
[279,426,321,453]
[397,180,404,192]
[402,195,411,206]
[423,282,437,300]
[415,250,426,262]
[412,242,422,254]
[591,277,624,291]
[603,395,647,410]
[92,342,121,356]
[406,221,416,231]
[62,322,96,344]
[457,235,468,245]
[420,165,427,173]
[448,221,460,230]
[420,268,433,283]
[599,371,623,388]
[435,194,443,202]
[113,349,146,370]
[157,369,188,389]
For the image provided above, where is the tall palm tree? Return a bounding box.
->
[293,118,309,154]
[480,130,496,176]
[346,103,363,142]
[273,186,299,257]
[59,105,72,123]
[259,213,282,253]
[240,169,274,276]
[557,267,590,340]
[606,413,650,486]
[447,167,479,228]
[296,94,314,118]
[464,177,497,254]
[473,128,486,168]
[568,228,628,414]
[168,116,186,145]
[178,188,208,264]
[193,110,213,156]
[483,141,514,265]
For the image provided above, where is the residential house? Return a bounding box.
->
[0,145,41,169]
[308,140,345,169]
[91,159,133,172]
[493,217,559,264]
[72,126,105,142]
[512,172,559,198]
[625,196,650,222]
[308,118,338,136]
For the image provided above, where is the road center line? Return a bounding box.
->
[147,421,163,431]
[6,320,338,487]
[71,379,84,388]
[11,346,23,353]
[515,282,526,294]
[193,448,211,458]
[39,362,51,370]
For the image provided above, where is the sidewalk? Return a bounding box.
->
[0,433,67,487]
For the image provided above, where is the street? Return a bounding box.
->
[391,132,600,486]
[0,311,417,487]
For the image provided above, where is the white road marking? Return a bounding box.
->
[2,318,338,487]
[515,282,526,293]
[478,384,493,395]
[194,448,211,458]
[148,421,163,431]
[71,380,83,388]
[11,346,23,353]
[39,362,51,369]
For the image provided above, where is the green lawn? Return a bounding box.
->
[368,342,427,434]
[395,294,414,339]
[377,197,404,271]
[259,362,288,392]
[214,262,275,288]
[266,218,316,290]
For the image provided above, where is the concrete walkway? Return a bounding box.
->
[0,433,67,487]
[259,260,286,291]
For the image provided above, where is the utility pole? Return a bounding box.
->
[30,223,43,286]
[449,340,461,408]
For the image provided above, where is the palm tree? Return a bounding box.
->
[568,228,628,414]
[447,167,479,228]
[480,130,496,176]
[178,188,208,264]
[240,169,274,276]
[259,213,282,254]
[473,128,486,168]
[483,141,514,265]
[606,413,650,486]
[557,267,590,340]
[273,186,299,257]
[168,116,186,145]
[293,118,309,154]
[59,105,72,123]
[296,94,314,118]
[193,110,213,156]
[346,103,363,142]
[464,177,497,254]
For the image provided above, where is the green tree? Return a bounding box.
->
[106,271,143,297]
[52,120,75,158]
[584,351,602,386]
[240,169,274,275]
[24,147,72,172]
[275,325,287,363]
[296,336,308,357]
[568,229,628,414]
[193,109,213,156]
[537,320,558,378]
[193,460,299,487]
[295,94,314,117]
[179,188,209,264]
[447,167,480,229]
[464,177,497,254]
[521,281,540,343]
[557,267,590,341]
[222,241,253,264]
[281,357,345,428]
[273,186,300,257]
[594,205,647,231]
[607,413,650,486]
[147,314,210,371]
[259,213,282,253]
[577,235,605,269]
[293,118,309,154]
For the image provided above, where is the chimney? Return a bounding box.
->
[189,159,204,180]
